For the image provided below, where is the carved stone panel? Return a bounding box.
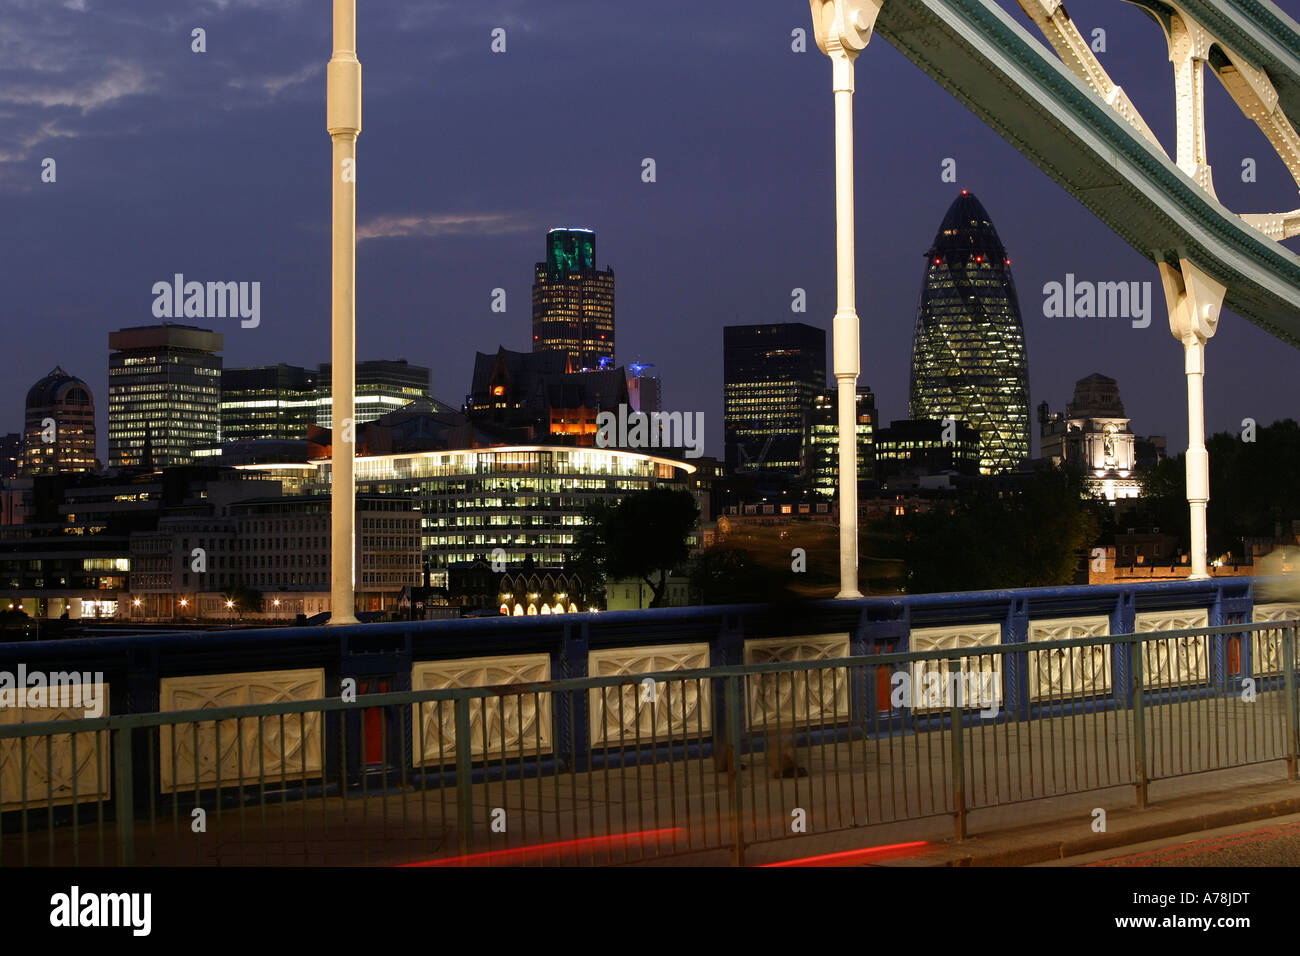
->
[743,634,850,728]
[0,683,110,811]
[908,623,1003,713]
[411,654,552,765]
[1027,616,1112,700]
[588,643,711,747]
[1134,609,1209,687]
[1251,603,1300,676]
[159,669,324,791]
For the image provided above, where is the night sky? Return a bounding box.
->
[3,0,1298,462]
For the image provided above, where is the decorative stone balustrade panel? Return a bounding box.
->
[1027,616,1112,700]
[159,669,324,791]
[743,634,850,728]
[588,644,711,747]
[908,623,1003,713]
[1134,610,1209,687]
[0,683,110,811]
[1250,603,1300,676]
[411,654,551,765]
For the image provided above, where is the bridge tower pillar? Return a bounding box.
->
[327,0,362,625]
[1158,257,1225,581]
[809,0,883,599]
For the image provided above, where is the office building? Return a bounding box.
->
[128,494,421,619]
[532,228,616,371]
[809,385,876,497]
[316,359,438,429]
[108,324,223,468]
[21,367,97,475]
[910,191,1030,474]
[626,362,662,414]
[240,445,695,571]
[723,322,826,489]
[466,346,629,446]
[875,418,980,483]
[221,364,318,443]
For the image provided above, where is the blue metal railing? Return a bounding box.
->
[0,578,1293,865]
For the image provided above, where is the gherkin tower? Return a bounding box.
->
[909,191,1030,474]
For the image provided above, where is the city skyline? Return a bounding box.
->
[2,0,1299,883]
[3,1,1297,466]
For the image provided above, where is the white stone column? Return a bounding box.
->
[810,0,882,599]
[1157,258,1225,581]
[327,0,361,625]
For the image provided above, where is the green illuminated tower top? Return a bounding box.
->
[533,228,615,370]
[545,228,596,275]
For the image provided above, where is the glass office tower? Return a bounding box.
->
[910,191,1030,474]
[723,322,826,489]
[108,324,222,468]
[532,228,615,371]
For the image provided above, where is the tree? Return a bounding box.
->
[900,464,1100,593]
[1138,419,1300,562]
[575,488,699,607]
[689,546,775,605]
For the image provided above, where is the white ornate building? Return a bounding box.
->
[1039,374,1142,501]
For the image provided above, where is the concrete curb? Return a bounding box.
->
[936,792,1300,866]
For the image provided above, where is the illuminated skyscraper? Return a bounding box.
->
[22,367,97,475]
[316,359,437,429]
[723,322,826,487]
[809,385,875,497]
[532,228,615,370]
[221,364,318,443]
[108,324,222,468]
[909,191,1030,474]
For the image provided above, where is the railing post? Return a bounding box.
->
[555,621,590,772]
[113,726,135,866]
[1130,639,1149,808]
[1284,625,1298,782]
[948,658,966,841]
[725,675,745,866]
[454,696,473,859]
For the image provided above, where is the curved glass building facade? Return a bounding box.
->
[909,192,1030,474]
